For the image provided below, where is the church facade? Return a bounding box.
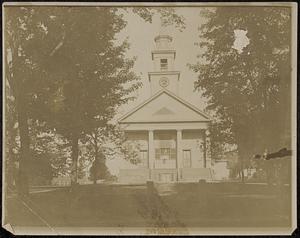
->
[118,33,213,183]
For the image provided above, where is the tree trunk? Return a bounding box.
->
[237,147,245,183]
[240,157,245,183]
[93,132,98,162]
[71,132,79,185]
[93,132,99,184]
[7,44,30,196]
[15,93,30,196]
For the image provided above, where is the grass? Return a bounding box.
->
[5,182,291,229]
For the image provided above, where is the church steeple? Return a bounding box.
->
[148,27,180,96]
[154,24,173,50]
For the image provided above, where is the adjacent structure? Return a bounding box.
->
[118,31,213,183]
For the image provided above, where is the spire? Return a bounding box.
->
[158,19,170,35]
[154,19,172,49]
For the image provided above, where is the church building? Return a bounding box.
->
[118,32,213,183]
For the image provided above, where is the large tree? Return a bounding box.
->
[190,7,291,180]
[5,7,55,195]
[4,6,185,193]
[39,7,142,185]
[4,78,20,191]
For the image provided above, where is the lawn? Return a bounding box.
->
[4,182,292,233]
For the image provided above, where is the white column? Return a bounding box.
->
[177,130,182,181]
[148,130,154,179]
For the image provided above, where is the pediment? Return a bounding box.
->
[153,107,175,115]
[119,90,211,124]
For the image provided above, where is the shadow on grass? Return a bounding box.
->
[5,182,291,228]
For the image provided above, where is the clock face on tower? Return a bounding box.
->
[159,77,169,88]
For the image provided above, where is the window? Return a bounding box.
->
[155,148,176,160]
[140,150,148,168]
[183,150,191,168]
[160,59,168,71]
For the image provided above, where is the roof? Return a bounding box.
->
[118,89,212,124]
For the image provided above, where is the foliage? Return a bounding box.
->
[4,73,70,187]
[80,125,119,182]
[4,81,20,190]
[208,120,235,160]
[89,152,110,183]
[4,6,186,190]
[250,157,291,184]
[121,139,141,165]
[39,7,140,136]
[190,7,291,175]
[5,7,142,187]
[5,6,54,194]
[30,123,72,177]
[131,7,185,31]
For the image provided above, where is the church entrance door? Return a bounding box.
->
[155,148,176,169]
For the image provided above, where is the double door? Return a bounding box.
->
[155,148,176,169]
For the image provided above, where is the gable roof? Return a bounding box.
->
[118,89,212,124]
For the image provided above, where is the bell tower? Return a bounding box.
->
[148,27,180,95]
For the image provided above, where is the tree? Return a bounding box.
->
[4,7,141,190]
[29,123,72,179]
[81,125,117,183]
[40,7,142,185]
[4,60,70,189]
[4,6,185,193]
[39,7,185,184]
[4,7,56,195]
[131,7,185,31]
[4,79,20,191]
[89,151,110,184]
[190,7,291,181]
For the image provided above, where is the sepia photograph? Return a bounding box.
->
[2,2,297,235]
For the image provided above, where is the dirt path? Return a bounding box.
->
[133,184,189,235]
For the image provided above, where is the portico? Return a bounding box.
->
[119,112,213,183]
[141,128,211,181]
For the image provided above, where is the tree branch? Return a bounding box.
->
[49,30,66,57]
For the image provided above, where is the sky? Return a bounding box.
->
[107,7,249,175]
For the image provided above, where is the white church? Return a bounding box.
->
[118,31,214,183]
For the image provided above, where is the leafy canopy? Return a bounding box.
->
[190,7,291,159]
